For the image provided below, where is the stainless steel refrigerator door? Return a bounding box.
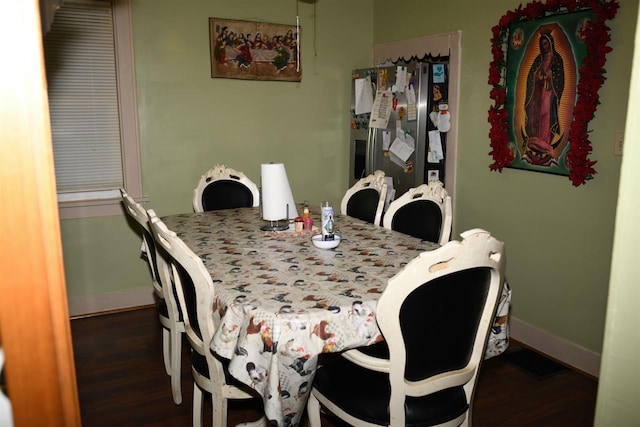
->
[369,63,429,198]
[349,63,430,197]
[348,68,375,188]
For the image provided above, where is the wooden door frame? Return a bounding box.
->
[0,1,82,426]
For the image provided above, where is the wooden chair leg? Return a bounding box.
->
[192,383,204,427]
[307,393,322,427]
[170,329,182,405]
[162,327,171,375]
[211,389,227,427]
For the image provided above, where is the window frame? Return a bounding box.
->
[55,0,143,220]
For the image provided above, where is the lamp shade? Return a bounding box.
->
[261,163,299,221]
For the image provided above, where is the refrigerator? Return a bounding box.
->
[349,60,450,201]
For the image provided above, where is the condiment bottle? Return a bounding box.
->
[302,205,313,231]
[303,217,313,231]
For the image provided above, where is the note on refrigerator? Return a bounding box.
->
[382,130,391,151]
[428,130,444,161]
[390,132,415,162]
[432,64,446,84]
[355,76,374,115]
[369,89,392,129]
[406,84,417,122]
[394,66,407,93]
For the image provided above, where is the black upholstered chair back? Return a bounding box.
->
[341,170,388,226]
[173,261,202,341]
[402,267,491,381]
[141,227,162,287]
[391,199,443,243]
[193,164,260,212]
[346,187,381,224]
[201,179,255,211]
[383,181,452,246]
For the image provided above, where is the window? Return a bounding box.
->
[43,0,142,219]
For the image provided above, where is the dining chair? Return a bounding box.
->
[340,170,388,226]
[193,163,260,212]
[120,190,185,405]
[307,228,506,427]
[148,212,262,427]
[382,180,453,246]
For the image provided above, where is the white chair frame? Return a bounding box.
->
[307,229,506,427]
[149,213,261,427]
[121,190,184,405]
[382,180,453,246]
[340,170,388,226]
[192,164,260,212]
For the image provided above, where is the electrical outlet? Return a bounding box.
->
[614,131,624,156]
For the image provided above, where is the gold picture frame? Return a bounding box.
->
[209,18,301,82]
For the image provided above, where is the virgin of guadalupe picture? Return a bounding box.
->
[521,28,569,163]
[504,10,593,176]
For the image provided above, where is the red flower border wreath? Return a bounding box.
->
[488,0,619,186]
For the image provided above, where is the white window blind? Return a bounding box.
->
[43,0,124,194]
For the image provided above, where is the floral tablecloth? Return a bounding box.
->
[163,208,510,427]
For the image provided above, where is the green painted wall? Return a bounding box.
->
[132,0,374,216]
[60,0,638,357]
[373,0,637,354]
[595,3,640,422]
[60,0,373,297]
[595,5,640,424]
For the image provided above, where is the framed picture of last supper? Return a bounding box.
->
[209,18,302,82]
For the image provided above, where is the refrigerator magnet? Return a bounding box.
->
[404,161,414,173]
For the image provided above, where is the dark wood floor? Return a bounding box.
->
[71,306,598,427]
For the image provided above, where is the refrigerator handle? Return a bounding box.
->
[365,126,375,176]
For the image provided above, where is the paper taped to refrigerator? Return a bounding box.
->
[428,130,444,162]
[355,76,374,115]
[369,89,392,129]
[390,132,414,163]
[382,130,391,151]
[406,84,417,122]
[394,66,407,93]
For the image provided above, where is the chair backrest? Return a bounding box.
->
[340,170,387,225]
[120,188,162,297]
[193,164,260,212]
[382,180,452,245]
[377,228,505,426]
[148,211,216,357]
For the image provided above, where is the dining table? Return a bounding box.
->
[162,206,510,427]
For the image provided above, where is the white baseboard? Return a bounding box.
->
[510,316,601,378]
[68,288,155,318]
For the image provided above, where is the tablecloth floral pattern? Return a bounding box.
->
[163,208,510,426]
